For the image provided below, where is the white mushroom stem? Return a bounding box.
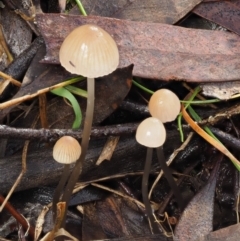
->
[60,78,95,227]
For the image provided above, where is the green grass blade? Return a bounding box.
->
[65,85,87,98]
[51,87,82,129]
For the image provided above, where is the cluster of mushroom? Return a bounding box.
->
[52,24,119,228]
[135,89,182,233]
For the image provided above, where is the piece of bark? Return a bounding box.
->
[36,14,240,82]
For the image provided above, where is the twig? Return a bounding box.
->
[0,77,81,109]
[35,205,51,241]
[39,93,49,128]
[0,141,29,212]
[0,25,13,63]
[0,195,35,239]
[0,71,21,87]
[91,183,145,208]
[198,104,240,126]
[0,116,39,212]
[0,123,139,141]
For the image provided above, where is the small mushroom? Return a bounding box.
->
[148,89,183,209]
[59,24,119,78]
[58,24,119,227]
[136,117,166,234]
[53,136,81,164]
[52,136,81,220]
[148,89,181,123]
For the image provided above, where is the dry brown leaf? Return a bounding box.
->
[36,14,240,83]
[80,0,203,24]
[193,0,240,36]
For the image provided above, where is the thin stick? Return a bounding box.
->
[0,195,35,239]
[90,183,144,208]
[0,122,139,141]
[35,205,50,241]
[39,93,48,128]
[0,77,83,109]
[0,140,29,212]
[0,25,13,63]
[0,71,21,87]
[0,116,38,212]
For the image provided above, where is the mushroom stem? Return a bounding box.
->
[52,164,71,221]
[60,77,95,227]
[142,148,161,234]
[156,146,184,210]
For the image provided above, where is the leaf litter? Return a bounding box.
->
[1,1,240,241]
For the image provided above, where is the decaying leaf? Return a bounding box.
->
[197,223,240,241]
[96,136,120,165]
[193,0,240,36]
[201,81,240,100]
[80,0,203,24]
[0,5,32,58]
[36,14,240,83]
[174,154,222,241]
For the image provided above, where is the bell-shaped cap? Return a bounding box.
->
[59,24,119,78]
[136,117,166,148]
[148,89,180,123]
[53,136,81,164]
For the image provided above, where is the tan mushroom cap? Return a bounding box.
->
[148,89,180,123]
[136,117,166,148]
[59,24,119,78]
[53,136,81,164]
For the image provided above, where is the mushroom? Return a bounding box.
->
[136,117,166,234]
[52,136,81,221]
[148,89,181,123]
[148,88,184,209]
[58,24,119,227]
[53,136,81,164]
